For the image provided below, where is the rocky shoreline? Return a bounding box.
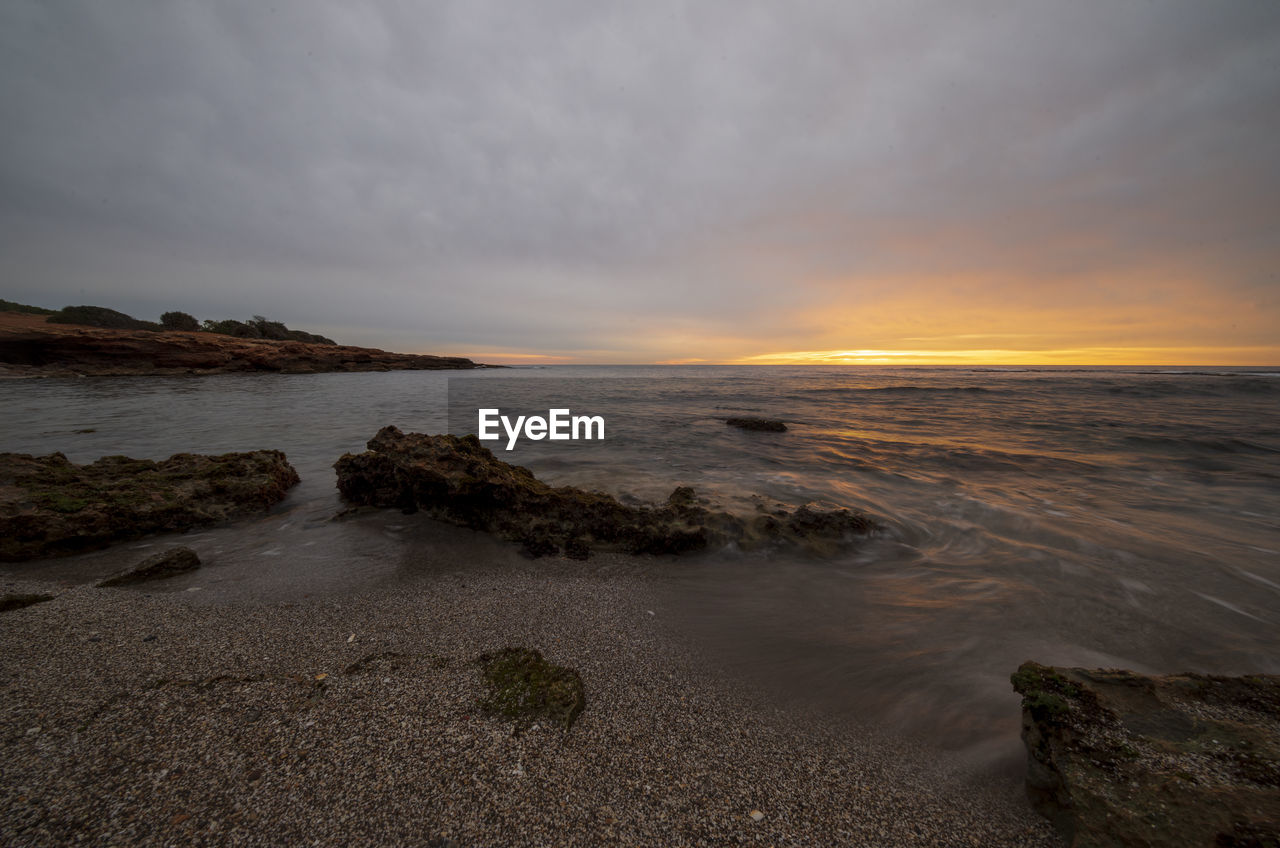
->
[0,449,299,561]
[4,430,1278,845]
[1012,662,1280,847]
[334,426,876,558]
[0,312,483,376]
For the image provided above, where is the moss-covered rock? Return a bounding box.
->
[333,426,875,558]
[477,647,585,729]
[0,450,300,561]
[1012,660,1280,847]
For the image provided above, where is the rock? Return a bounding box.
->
[477,647,585,729]
[333,426,876,558]
[1011,661,1280,847]
[96,546,201,587]
[749,810,765,822]
[726,417,787,432]
[667,485,700,507]
[0,449,300,561]
[0,592,54,612]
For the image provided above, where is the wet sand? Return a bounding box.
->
[0,553,1058,847]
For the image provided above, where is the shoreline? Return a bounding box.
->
[0,312,487,377]
[0,557,1058,846]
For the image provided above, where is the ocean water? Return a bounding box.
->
[3,365,1278,765]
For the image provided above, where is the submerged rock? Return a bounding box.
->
[1012,661,1280,847]
[333,426,875,558]
[0,450,300,561]
[0,592,54,612]
[725,417,787,432]
[97,546,201,587]
[477,647,585,729]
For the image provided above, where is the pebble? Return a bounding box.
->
[0,568,1058,847]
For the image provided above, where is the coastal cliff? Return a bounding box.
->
[0,312,481,376]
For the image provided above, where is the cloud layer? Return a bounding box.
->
[3,2,1278,362]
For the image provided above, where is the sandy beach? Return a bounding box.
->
[0,552,1059,847]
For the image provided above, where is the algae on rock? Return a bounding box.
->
[478,647,586,729]
[0,450,300,561]
[334,426,875,558]
[1012,660,1280,847]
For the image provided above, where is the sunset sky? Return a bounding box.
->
[2,2,1277,365]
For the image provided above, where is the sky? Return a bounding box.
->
[2,2,1278,365]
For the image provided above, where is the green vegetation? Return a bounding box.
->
[201,315,336,344]
[36,492,90,513]
[0,449,300,561]
[47,305,161,330]
[477,647,585,729]
[1011,662,1082,721]
[31,301,337,344]
[1025,691,1071,718]
[0,299,54,315]
[1012,664,1081,698]
[160,310,199,331]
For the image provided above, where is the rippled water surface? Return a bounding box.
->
[3,366,1278,764]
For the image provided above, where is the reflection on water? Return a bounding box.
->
[2,366,1278,764]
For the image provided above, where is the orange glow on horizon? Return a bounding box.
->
[731,346,1280,366]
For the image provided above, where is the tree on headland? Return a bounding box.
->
[0,299,55,315]
[160,311,199,331]
[28,301,336,344]
[200,316,336,345]
[47,305,160,330]
[250,315,290,340]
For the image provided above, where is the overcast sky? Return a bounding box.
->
[2,2,1278,363]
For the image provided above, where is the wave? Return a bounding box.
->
[968,368,1279,377]
[792,385,1005,398]
[1123,435,1280,456]
[816,440,1101,475]
[1103,378,1279,398]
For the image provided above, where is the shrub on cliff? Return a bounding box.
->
[202,318,258,338]
[283,329,336,345]
[160,310,199,331]
[47,305,160,330]
[249,315,290,340]
[0,299,55,315]
[201,315,336,345]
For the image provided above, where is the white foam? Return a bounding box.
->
[1194,592,1264,622]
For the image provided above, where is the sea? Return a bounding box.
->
[3,365,1278,768]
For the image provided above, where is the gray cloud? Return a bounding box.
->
[2,1,1278,360]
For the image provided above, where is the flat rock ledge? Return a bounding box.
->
[97,546,201,587]
[0,450,300,561]
[1012,661,1280,848]
[0,592,54,612]
[334,426,875,558]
